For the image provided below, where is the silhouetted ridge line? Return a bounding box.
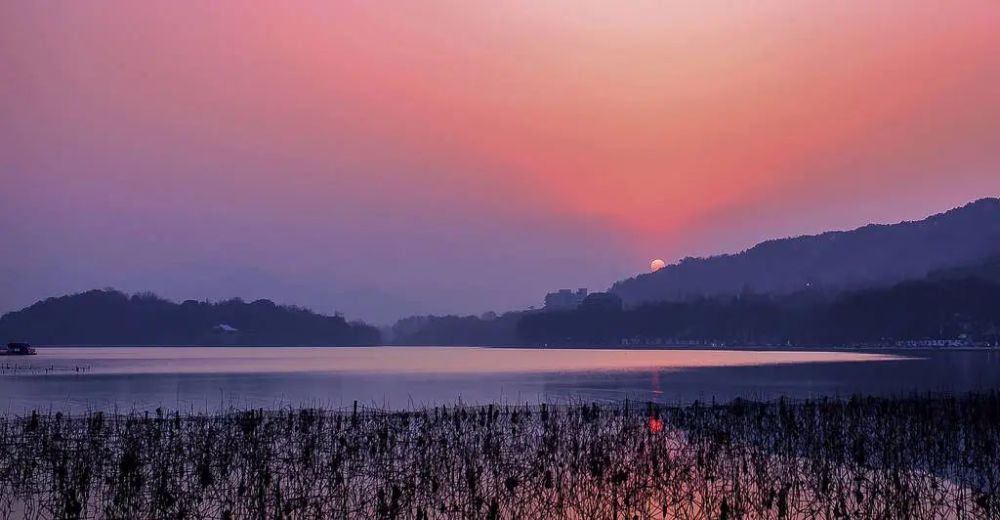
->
[0,289,380,346]
[611,197,1000,306]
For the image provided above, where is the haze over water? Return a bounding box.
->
[3,347,998,413]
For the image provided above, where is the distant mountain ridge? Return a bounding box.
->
[611,198,1000,306]
[0,289,380,346]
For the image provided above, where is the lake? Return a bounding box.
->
[2,346,999,413]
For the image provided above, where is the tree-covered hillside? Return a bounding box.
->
[520,276,1000,347]
[612,198,1000,306]
[0,289,380,346]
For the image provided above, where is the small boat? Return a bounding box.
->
[2,343,36,356]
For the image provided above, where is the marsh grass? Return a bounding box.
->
[0,394,997,519]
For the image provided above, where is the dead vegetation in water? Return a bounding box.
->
[0,394,997,519]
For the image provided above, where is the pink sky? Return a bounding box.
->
[2,1,999,322]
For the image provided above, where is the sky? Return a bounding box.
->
[2,1,999,323]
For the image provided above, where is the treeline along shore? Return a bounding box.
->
[516,276,1000,347]
[3,268,1000,348]
[1,393,998,519]
[393,273,1000,348]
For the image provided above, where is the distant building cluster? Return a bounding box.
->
[544,288,588,310]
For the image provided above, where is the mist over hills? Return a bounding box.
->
[4,198,1000,348]
[611,198,1000,306]
[381,256,1000,348]
[382,198,1000,347]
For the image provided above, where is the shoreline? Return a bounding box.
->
[21,343,1000,351]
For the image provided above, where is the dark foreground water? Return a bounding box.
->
[1,347,999,412]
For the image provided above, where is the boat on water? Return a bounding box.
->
[2,343,36,356]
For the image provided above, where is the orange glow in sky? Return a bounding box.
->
[2,1,999,320]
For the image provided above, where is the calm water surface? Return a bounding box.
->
[2,347,999,413]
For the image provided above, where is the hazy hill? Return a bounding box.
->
[928,256,1000,284]
[0,289,380,346]
[611,198,1000,306]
